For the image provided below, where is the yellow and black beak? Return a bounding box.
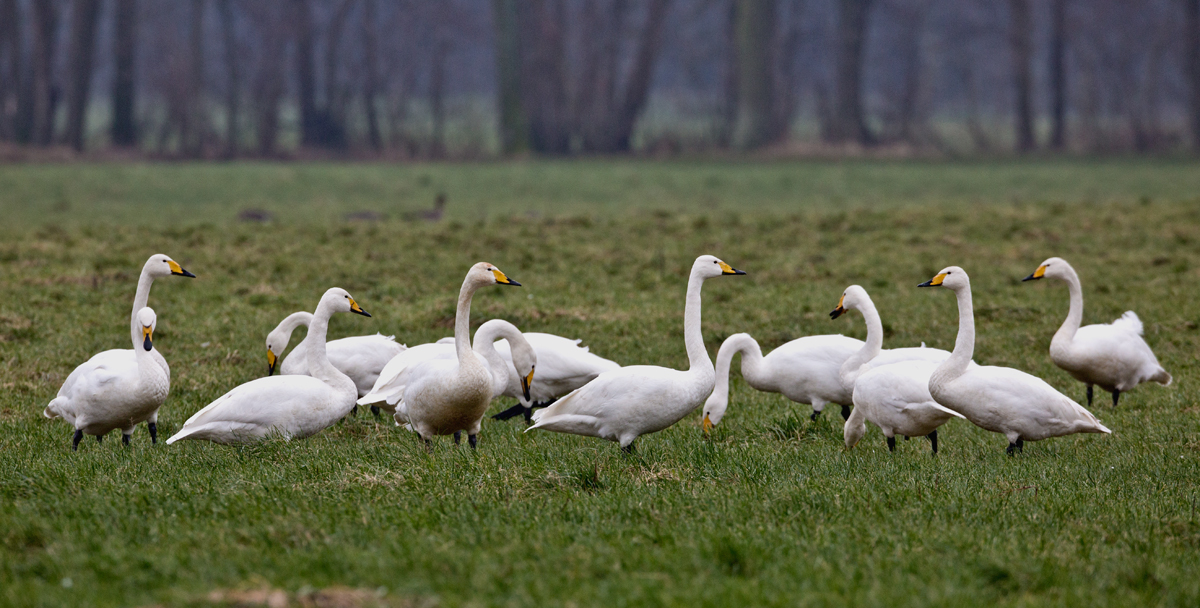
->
[830,294,847,319]
[1022,265,1046,282]
[521,367,534,402]
[348,298,371,317]
[718,261,746,276]
[702,414,714,434]
[167,260,196,278]
[267,349,277,376]
[918,273,947,288]
[142,326,154,351]
[492,269,521,286]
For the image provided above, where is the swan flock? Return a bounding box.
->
[44,253,1170,456]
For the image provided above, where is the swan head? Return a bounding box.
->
[701,390,728,431]
[320,287,372,318]
[843,416,866,449]
[1022,256,1071,282]
[469,262,521,288]
[265,327,290,376]
[510,340,537,404]
[144,254,196,279]
[136,307,157,352]
[693,255,746,280]
[830,285,870,319]
[918,266,969,291]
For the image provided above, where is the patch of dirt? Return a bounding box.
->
[206,586,411,608]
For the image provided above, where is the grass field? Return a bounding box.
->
[1,159,1198,607]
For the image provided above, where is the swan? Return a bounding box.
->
[843,360,965,454]
[356,262,522,449]
[919,266,1111,454]
[830,284,958,392]
[438,332,619,423]
[701,333,862,430]
[166,288,371,445]
[266,311,406,406]
[527,255,745,452]
[44,308,170,450]
[365,319,538,421]
[44,253,195,445]
[1022,257,1171,407]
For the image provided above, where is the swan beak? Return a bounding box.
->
[918,273,947,288]
[267,349,277,376]
[830,294,846,319]
[702,414,714,434]
[142,326,153,351]
[348,298,371,317]
[1022,265,1046,282]
[167,260,196,278]
[493,269,521,286]
[522,368,534,402]
[718,261,746,275]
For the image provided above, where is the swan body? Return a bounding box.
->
[357,262,523,447]
[44,308,169,449]
[1023,257,1171,407]
[528,255,745,450]
[920,266,1111,454]
[44,253,194,446]
[702,333,862,429]
[266,311,406,397]
[844,360,965,454]
[166,288,371,445]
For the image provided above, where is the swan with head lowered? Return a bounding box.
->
[357,263,522,449]
[44,308,169,450]
[1022,257,1171,407]
[166,288,371,445]
[527,255,745,452]
[830,285,967,454]
[265,311,406,416]
[919,266,1111,454]
[363,319,537,440]
[44,253,195,447]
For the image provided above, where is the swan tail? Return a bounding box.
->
[44,397,66,419]
[1151,368,1172,386]
[526,413,603,437]
[929,402,966,419]
[1112,311,1143,335]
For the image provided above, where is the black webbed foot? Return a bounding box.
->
[468,434,478,450]
[810,410,820,422]
[371,406,381,419]
[123,434,131,446]
[148,422,157,444]
[72,430,83,451]
[96,435,103,444]
[621,442,636,454]
[454,431,462,445]
[887,436,896,452]
[927,430,938,454]
[491,404,528,421]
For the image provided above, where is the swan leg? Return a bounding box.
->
[1086,384,1093,407]
[122,434,131,446]
[491,404,528,421]
[810,410,820,422]
[840,405,852,421]
[468,434,478,450]
[148,422,158,444]
[927,430,938,454]
[1016,439,1024,452]
[886,436,896,452]
[1112,391,1120,407]
[1006,442,1018,456]
[903,435,909,440]
[351,404,358,417]
[524,408,534,425]
[421,436,433,453]
[454,431,462,445]
[621,442,637,455]
[96,435,103,444]
[72,430,83,451]
[370,406,381,419]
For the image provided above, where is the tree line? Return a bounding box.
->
[1,0,1198,157]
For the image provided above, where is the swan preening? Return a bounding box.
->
[528,255,745,452]
[166,288,371,445]
[265,311,407,400]
[920,266,1111,454]
[1023,257,1171,407]
[357,262,523,449]
[483,332,620,423]
[44,253,194,448]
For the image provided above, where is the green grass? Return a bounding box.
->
[1,159,1199,607]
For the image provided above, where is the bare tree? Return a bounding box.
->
[111,0,138,147]
[184,0,207,156]
[29,0,61,146]
[519,0,570,154]
[1008,0,1035,152]
[217,0,239,157]
[1187,0,1200,152]
[64,0,101,151]
[362,0,383,151]
[1048,0,1067,150]
[833,0,875,144]
[493,0,527,154]
[0,0,20,141]
[732,0,776,149]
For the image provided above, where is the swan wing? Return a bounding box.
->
[45,350,138,421]
[495,333,620,399]
[326,334,409,396]
[1110,311,1143,336]
[357,343,452,406]
[167,376,337,444]
[944,366,1109,438]
[528,366,696,441]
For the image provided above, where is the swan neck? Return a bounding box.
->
[473,322,514,394]
[713,334,763,399]
[278,312,313,352]
[131,268,154,336]
[941,285,975,378]
[303,302,341,384]
[683,270,711,372]
[840,300,884,388]
[1054,269,1084,345]
[454,276,479,365]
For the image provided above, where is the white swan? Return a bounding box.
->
[265,311,406,398]
[357,262,522,449]
[438,332,619,423]
[44,253,195,446]
[701,333,862,430]
[527,255,745,452]
[919,266,1111,454]
[44,308,170,450]
[366,319,537,420]
[843,360,965,454]
[830,284,958,392]
[166,288,371,445]
[1022,256,1171,407]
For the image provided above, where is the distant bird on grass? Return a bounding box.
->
[404,193,447,222]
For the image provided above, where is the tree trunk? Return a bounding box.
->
[1009,0,1035,153]
[294,0,317,147]
[718,0,738,147]
[323,0,355,148]
[1186,0,1200,152]
[519,0,570,155]
[185,0,206,156]
[362,0,383,151]
[773,0,804,139]
[0,0,19,141]
[111,0,137,147]
[493,0,528,154]
[429,34,449,158]
[833,0,874,145]
[605,0,672,152]
[732,0,776,150]
[64,0,101,152]
[1048,0,1067,150]
[30,0,60,146]
[218,0,239,158]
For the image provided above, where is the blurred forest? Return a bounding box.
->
[0,0,1198,159]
